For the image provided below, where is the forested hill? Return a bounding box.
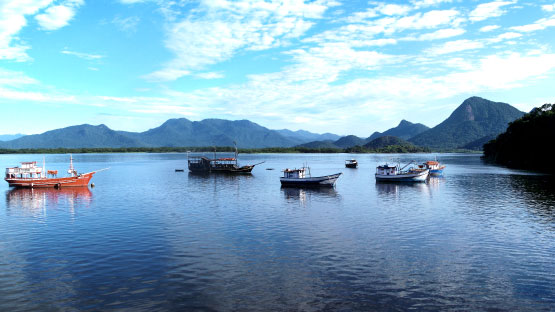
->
[483,104,555,173]
[409,97,524,149]
[367,120,429,141]
[0,119,339,149]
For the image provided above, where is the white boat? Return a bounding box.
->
[375,163,429,182]
[280,167,342,187]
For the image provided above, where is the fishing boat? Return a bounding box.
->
[422,160,445,176]
[375,162,429,182]
[187,145,262,173]
[280,166,342,187]
[4,155,107,188]
[345,159,358,168]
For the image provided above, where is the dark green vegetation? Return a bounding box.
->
[409,97,524,149]
[483,104,555,173]
[367,120,429,141]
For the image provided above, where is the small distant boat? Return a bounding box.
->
[280,166,342,187]
[422,160,445,176]
[345,159,358,168]
[4,155,107,188]
[375,162,429,182]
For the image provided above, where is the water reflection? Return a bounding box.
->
[5,187,93,216]
[509,174,555,225]
[375,181,430,197]
[281,186,339,205]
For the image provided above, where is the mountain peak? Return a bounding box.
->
[398,119,412,127]
[409,97,525,149]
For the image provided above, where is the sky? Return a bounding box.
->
[1,0,555,136]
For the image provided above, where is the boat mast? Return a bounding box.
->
[68,154,75,177]
[42,157,46,178]
[234,141,238,165]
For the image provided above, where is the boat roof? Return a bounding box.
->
[377,164,397,169]
[425,161,439,165]
[283,168,305,172]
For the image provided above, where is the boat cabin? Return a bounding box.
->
[5,162,43,179]
[376,164,398,176]
[283,168,306,179]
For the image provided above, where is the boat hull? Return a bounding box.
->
[375,170,429,182]
[429,169,444,176]
[5,173,94,188]
[280,173,342,187]
[345,163,357,168]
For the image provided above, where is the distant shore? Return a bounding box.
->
[0,146,481,155]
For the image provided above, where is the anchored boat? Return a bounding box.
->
[280,166,342,187]
[345,159,358,168]
[422,160,446,176]
[187,146,262,173]
[375,162,429,182]
[4,155,107,188]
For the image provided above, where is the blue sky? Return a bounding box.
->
[1,0,554,136]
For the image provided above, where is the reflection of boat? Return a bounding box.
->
[281,186,338,203]
[4,155,107,188]
[187,146,262,173]
[375,162,429,182]
[345,159,358,168]
[6,187,93,212]
[375,181,429,195]
[280,166,342,187]
[422,160,445,176]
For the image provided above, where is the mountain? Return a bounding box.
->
[0,118,338,149]
[275,129,341,143]
[409,97,525,149]
[124,118,296,148]
[297,135,367,149]
[364,136,413,149]
[367,120,429,141]
[333,135,367,148]
[0,124,144,149]
[0,134,24,141]
[484,103,555,173]
[296,140,339,149]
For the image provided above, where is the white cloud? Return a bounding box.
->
[0,68,38,86]
[195,72,224,79]
[61,49,104,60]
[480,25,500,32]
[542,4,555,12]
[411,0,454,9]
[488,31,522,43]
[0,0,54,61]
[0,0,83,61]
[469,1,515,22]
[145,0,339,81]
[426,39,484,55]
[112,16,140,32]
[511,16,555,32]
[35,0,84,31]
[410,28,465,40]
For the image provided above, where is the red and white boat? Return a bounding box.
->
[5,155,106,188]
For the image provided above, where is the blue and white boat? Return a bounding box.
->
[422,160,445,176]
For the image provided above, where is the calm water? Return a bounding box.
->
[1,153,554,311]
